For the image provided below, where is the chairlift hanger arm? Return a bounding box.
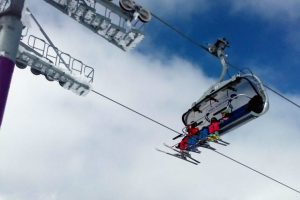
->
[208,38,229,83]
[218,55,228,82]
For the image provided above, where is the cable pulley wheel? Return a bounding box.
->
[119,0,135,11]
[138,8,151,23]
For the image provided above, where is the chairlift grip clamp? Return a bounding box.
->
[208,38,230,83]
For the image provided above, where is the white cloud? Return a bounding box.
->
[27,0,210,21]
[227,0,300,21]
[139,0,213,17]
[0,1,300,200]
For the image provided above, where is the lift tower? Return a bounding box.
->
[0,0,25,128]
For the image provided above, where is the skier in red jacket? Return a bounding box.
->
[208,117,220,141]
[178,122,199,151]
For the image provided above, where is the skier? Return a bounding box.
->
[178,122,199,152]
[208,117,220,141]
[221,110,230,121]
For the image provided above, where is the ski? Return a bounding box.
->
[163,143,200,164]
[198,142,216,151]
[156,148,199,165]
[216,138,230,145]
[172,134,183,140]
[189,148,201,154]
[211,140,228,146]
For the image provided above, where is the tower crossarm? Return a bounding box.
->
[44,0,147,51]
[16,40,93,96]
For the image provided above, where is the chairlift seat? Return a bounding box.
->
[182,74,269,136]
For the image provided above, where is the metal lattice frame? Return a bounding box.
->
[44,0,148,51]
[16,35,94,96]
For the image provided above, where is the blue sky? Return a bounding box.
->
[0,0,300,200]
[141,0,300,94]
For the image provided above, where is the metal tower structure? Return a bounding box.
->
[44,0,151,51]
[0,0,25,128]
[0,0,151,128]
[16,35,94,96]
[0,0,95,128]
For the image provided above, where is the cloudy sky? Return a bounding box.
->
[1,0,300,199]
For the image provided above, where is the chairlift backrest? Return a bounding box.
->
[182,73,269,136]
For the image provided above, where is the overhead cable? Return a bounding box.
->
[91,90,181,135]
[91,89,300,195]
[227,62,300,109]
[29,6,300,194]
[151,13,209,52]
[263,85,300,109]
[152,12,300,110]
[214,150,300,194]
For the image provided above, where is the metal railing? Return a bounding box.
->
[27,35,94,83]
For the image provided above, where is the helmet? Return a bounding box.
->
[211,117,218,122]
[221,110,230,117]
[191,121,197,128]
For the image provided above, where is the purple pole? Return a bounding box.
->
[0,57,14,127]
[0,0,25,129]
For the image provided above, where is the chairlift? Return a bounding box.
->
[182,38,269,136]
[157,39,269,164]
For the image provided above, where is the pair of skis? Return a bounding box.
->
[156,139,230,165]
[211,138,230,146]
[156,143,201,165]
